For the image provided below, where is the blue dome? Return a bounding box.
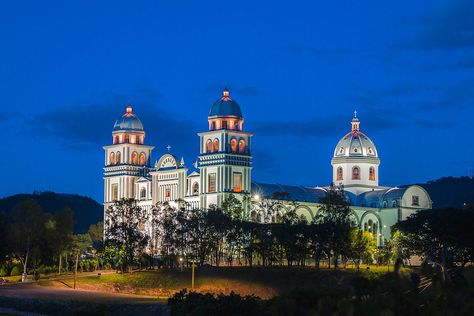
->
[113,105,144,131]
[209,89,243,118]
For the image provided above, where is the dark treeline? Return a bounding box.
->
[0,199,103,279]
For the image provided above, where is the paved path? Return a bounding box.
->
[0,282,159,303]
[0,282,169,315]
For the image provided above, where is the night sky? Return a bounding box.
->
[1,0,473,202]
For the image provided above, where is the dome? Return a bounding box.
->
[113,105,144,131]
[209,89,243,118]
[333,112,378,158]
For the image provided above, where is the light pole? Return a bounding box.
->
[191,260,195,290]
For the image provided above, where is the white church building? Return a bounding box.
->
[103,89,432,245]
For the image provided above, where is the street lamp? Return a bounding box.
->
[179,257,183,272]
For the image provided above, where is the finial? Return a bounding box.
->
[223,88,229,97]
[166,145,171,152]
[126,104,133,113]
[354,110,357,118]
[180,157,185,166]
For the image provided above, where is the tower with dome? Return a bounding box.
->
[103,89,432,247]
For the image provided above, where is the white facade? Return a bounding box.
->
[103,91,432,246]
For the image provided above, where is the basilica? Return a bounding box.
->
[103,89,432,246]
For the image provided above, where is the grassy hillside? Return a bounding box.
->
[0,191,102,233]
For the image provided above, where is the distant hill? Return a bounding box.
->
[407,176,474,209]
[0,191,102,233]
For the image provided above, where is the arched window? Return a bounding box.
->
[336,167,343,180]
[113,135,119,144]
[140,188,146,200]
[238,139,245,153]
[139,152,146,165]
[213,138,219,152]
[124,134,130,143]
[369,167,375,181]
[132,151,138,165]
[192,182,199,196]
[231,139,237,153]
[206,140,212,153]
[116,151,121,164]
[109,152,115,165]
[352,166,360,180]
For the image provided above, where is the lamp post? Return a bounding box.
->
[191,260,195,290]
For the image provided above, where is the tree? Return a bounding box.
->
[316,185,352,269]
[393,207,474,269]
[104,199,149,272]
[0,212,9,262]
[350,229,376,270]
[71,233,92,289]
[221,194,244,220]
[9,200,47,279]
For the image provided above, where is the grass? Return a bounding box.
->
[41,265,408,299]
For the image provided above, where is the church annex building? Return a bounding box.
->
[103,89,432,246]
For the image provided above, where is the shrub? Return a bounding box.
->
[10,266,22,276]
[0,268,8,277]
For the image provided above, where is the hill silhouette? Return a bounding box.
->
[0,191,102,233]
[410,176,474,209]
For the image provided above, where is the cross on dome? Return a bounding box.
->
[166,145,171,152]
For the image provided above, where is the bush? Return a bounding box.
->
[37,265,54,275]
[10,266,22,276]
[0,268,8,277]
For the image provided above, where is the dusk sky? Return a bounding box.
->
[1,0,473,202]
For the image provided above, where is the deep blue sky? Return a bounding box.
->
[1,0,473,202]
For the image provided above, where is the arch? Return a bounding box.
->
[124,134,130,143]
[230,138,237,153]
[369,166,375,181]
[336,167,343,180]
[360,210,382,236]
[206,139,212,153]
[352,166,360,180]
[140,188,146,200]
[139,152,146,165]
[116,151,121,164]
[295,205,314,221]
[113,135,119,144]
[238,139,246,153]
[109,152,115,165]
[192,182,199,196]
[213,138,219,152]
[131,151,138,165]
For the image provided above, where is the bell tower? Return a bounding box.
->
[198,89,253,210]
[103,105,154,210]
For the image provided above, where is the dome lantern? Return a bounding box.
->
[208,88,244,131]
[351,110,360,131]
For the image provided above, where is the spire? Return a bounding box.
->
[351,110,360,131]
[180,157,185,166]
